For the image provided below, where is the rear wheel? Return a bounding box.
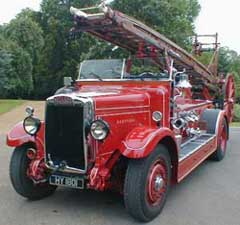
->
[124,145,171,222]
[223,74,235,123]
[210,119,228,161]
[10,145,57,200]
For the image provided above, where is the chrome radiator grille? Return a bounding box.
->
[45,98,86,171]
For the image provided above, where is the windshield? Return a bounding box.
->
[79,59,125,80]
[78,58,169,80]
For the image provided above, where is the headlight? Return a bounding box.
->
[90,120,109,140]
[23,117,41,136]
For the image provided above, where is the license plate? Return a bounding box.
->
[49,175,84,189]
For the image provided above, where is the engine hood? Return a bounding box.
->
[53,83,169,121]
[51,83,169,141]
[74,86,151,114]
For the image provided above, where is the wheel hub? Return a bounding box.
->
[147,160,167,205]
[154,175,164,191]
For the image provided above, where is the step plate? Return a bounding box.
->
[179,134,216,162]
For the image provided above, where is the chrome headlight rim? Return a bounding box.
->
[90,119,109,141]
[23,116,41,136]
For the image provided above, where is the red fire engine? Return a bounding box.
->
[6,2,235,222]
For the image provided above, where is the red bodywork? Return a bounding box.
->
[6,4,235,192]
[7,79,230,190]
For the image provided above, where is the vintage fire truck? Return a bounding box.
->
[6,2,235,222]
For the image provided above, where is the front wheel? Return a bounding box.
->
[124,145,171,222]
[10,145,57,200]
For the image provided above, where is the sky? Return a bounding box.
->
[196,0,240,53]
[0,0,239,53]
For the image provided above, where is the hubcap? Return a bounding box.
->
[154,175,164,191]
[147,159,167,206]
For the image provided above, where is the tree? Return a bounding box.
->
[0,34,33,98]
[111,0,201,49]
[79,0,201,61]
[217,47,240,103]
[31,0,98,98]
[2,14,45,98]
[195,47,240,103]
[1,0,202,99]
[0,49,14,98]
[218,47,239,73]
[4,15,44,66]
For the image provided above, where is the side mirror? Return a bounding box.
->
[64,77,73,86]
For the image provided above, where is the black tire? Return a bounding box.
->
[124,145,171,222]
[10,145,57,200]
[200,109,221,134]
[200,109,229,161]
[210,119,228,161]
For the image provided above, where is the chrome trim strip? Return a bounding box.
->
[75,78,171,82]
[98,110,150,117]
[121,58,126,79]
[158,88,166,126]
[215,110,223,134]
[96,105,150,111]
[78,62,83,79]
[177,101,213,110]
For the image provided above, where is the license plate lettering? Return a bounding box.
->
[50,175,84,189]
[54,176,65,185]
[65,177,78,188]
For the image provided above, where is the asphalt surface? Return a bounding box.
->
[0,127,240,225]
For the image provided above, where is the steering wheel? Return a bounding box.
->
[139,72,157,80]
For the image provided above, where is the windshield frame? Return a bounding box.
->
[78,58,126,80]
[77,58,171,82]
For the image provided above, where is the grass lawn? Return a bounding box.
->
[0,100,26,115]
[230,122,240,127]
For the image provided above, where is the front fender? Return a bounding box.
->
[119,126,178,158]
[6,121,45,157]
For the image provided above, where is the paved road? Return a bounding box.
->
[0,105,239,225]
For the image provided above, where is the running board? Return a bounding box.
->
[179,134,216,162]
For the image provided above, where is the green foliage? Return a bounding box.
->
[37,0,200,96]
[5,15,44,63]
[8,0,240,102]
[218,47,240,102]
[0,0,200,99]
[195,52,213,66]
[218,47,239,74]
[112,0,200,49]
[0,39,33,98]
[31,0,98,97]
[0,13,44,98]
[0,49,14,97]
[233,104,240,122]
[195,47,240,103]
